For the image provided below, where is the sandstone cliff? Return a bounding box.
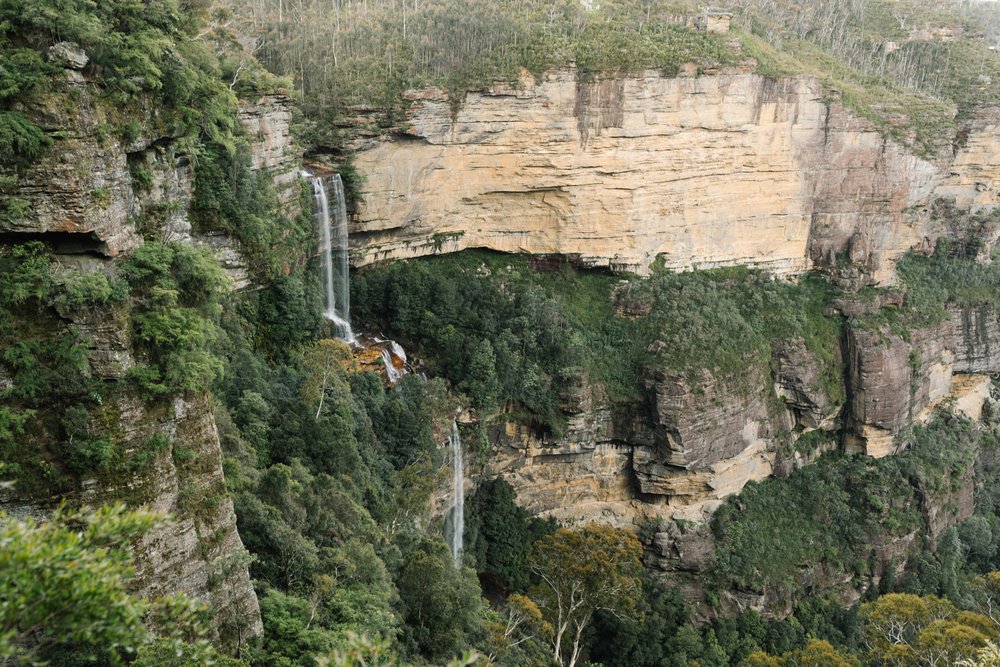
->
[487,306,997,519]
[349,68,1000,283]
[0,50,307,645]
[349,66,1000,581]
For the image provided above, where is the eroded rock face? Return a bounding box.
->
[237,94,303,212]
[844,324,953,457]
[350,68,999,283]
[936,108,1000,209]
[773,337,840,430]
[490,358,805,526]
[632,367,778,516]
[5,70,145,256]
[950,303,1000,373]
[804,105,941,284]
[352,70,823,275]
[0,55,300,645]
[0,392,262,649]
[484,376,639,527]
[844,310,1000,457]
[133,395,263,650]
[489,299,1000,537]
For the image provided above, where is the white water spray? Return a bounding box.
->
[389,340,407,365]
[380,348,404,384]
[450,421,464,566]
[312,174,354,342]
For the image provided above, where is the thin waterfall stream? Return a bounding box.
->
[450,420,464,566]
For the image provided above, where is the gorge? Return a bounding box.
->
[5,0,1000,665]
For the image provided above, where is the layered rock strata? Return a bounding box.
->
[845,306,1000,457]
[350,68,1000,283]
[0,52,290,643]
[487,300,999,532]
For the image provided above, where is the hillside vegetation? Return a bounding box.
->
[217,0,1000,154]
[6,0,1000,666]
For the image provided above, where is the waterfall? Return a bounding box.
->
[380,348,404,384]
[330,175,352,337]
[382,340,408,384]
[449,421,464,566]
[312,174,354,342]
[389,340,407,365]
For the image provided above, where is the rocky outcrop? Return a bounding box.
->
[0,389,262,649]
[488,349,835,525]
[936,108,1000,209]
[487,296,1000,534]
[0,51,302,645]
[773,337,841,430]
[950,303,1000,373]
[238,93,303,211]
[644,373,990,618]
[4,68,148,256]
[349,68,999,283]
[803,104,941,285]
[632,367,779,516]
[351,66,1000,534]
[844,308,1000,457]
[844,323,953,456]
[133,394,263,650]
[484,376,639,526]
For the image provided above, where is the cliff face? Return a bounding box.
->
[352,64,1000,546]
[0,54,306,646]
[484,302,998,533]
[349,68,999,283]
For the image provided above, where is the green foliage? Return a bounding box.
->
[571,19,737,76]
[55,270,128,315]
[734,0,1000,156]
[314,632,402,667]
[122,241,226,399]
[394,537,484,661]
[220,0,739,148]
[214,281,492,664]
[249,268,324,358]
[0,242,137,491]
[860,593,996,666]
[0,0,240,161]
[708,412,983,597]
[0,241,54,308]
[348,372,441,472]
[255,589,339,666]
[464,476,557,591]
[896,238,1000,326]
[354,252,844,431]
[0,111,50,160]
[190,142,313,279]
[587,575,693,667]
[626,266,842,398]
[528,524,644,666]
[747,639,860,667]
[0,504,224,666]
[353,253,588,430]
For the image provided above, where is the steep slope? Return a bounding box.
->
[0,11,304,649]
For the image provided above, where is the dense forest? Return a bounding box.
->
[5,0,1000,666]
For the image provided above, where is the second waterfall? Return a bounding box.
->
[312,173,354,342]
[449,421,464,566]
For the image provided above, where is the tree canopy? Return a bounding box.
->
[528,524,643,667]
